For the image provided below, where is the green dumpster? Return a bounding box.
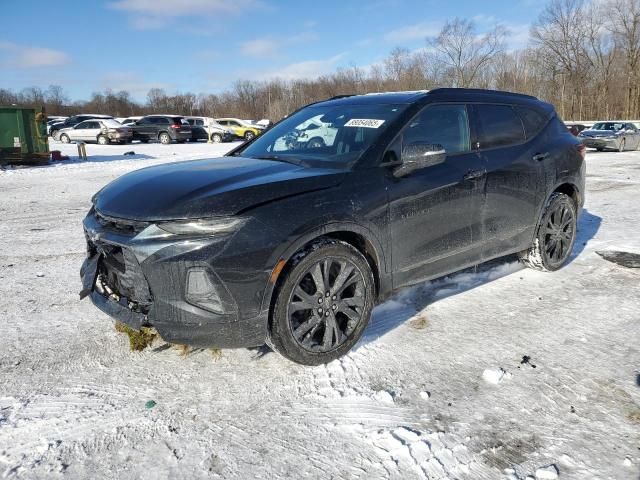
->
[0,106,50,165]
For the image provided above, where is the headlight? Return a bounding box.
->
[156,217,246,236]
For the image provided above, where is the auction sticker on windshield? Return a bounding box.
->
[344,119,385,128]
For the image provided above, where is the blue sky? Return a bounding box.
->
[1,0,541,101]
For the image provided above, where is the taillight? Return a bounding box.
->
[170,124,181,129]
[577,143,586,159]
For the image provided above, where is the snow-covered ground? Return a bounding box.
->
[1,141,639,479]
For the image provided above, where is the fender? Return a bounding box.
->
[258,220,391,316]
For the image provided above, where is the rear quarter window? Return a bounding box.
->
[515,106,549,139]
[475,104,525,149]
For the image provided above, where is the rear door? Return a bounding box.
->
[387,103,487,287]
[85,121,101,141]
[471,103,545,258]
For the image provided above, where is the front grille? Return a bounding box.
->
[95,210,149,236]
[92,242,153,313]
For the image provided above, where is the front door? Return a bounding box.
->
[386,103,486,288]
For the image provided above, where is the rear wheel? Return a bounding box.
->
[97,135,108,145]
[244,131,255,141]
[269,239,375,365]
[519,192,577,272]
[159,132,171,145]
[60,134,70,144]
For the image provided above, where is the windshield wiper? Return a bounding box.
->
[251,155,308,167]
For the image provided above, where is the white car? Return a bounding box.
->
[295,115,338,147]
[55,119,133,145]
[184,116,234,142]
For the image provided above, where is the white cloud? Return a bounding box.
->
[383,22,443,43]
[108,0,259,29]
[101,72,173,98]
[240,38,280,58]
[254,53,348,81]
[239,32,317,58]
[0,42,70,68]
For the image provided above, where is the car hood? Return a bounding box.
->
[94,156,346,221]
[581,129,620,137]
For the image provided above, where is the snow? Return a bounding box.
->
[1,142,640,479]
[482,367,512,384]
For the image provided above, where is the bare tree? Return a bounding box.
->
[428,18,507,88]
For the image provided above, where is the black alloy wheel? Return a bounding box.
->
[520,192,577,271]
[270,239,375,365]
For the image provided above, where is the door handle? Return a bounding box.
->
[533,152,550,162]
[463,169,485,181]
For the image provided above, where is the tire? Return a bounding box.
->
[159,132,171,145]
[519,192,577,272]
[307,137,325,149]
[244,131,255,141]
[617,138,626,152]
[97,135,108,145]
[211,133,222,143]
[269,239,375,365]
[60,134,70,144]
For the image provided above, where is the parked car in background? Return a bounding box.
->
[82,88,585,365]
[129,115,191,144]
[117,116,143,126]
[578,121,640,151]
[566,123,587,136]
[56,118,132,145]
[215,118,262,141]
[49,114,114,137]
[47,118,65,135]
[184,117,234,143]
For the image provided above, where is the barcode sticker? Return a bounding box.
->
[344,119,385,128]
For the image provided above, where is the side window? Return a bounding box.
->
[515,106,548,139]
[402,104,470,154]
[476,104,525,149]
[196,119,204,126]
[88,122,100,129]
[75,121,89,129]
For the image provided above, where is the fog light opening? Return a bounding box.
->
[186,268,224,314]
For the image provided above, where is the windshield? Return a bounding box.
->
[239,103,407,165]
[592,122,624,131]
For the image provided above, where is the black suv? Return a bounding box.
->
[81,89,585,365]
[130,116,191,144]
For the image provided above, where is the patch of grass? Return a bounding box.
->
[210,348,223,361]
[409,313,429,330]
[627,409,640,423]
[114,321,157,351]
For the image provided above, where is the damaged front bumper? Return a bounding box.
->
[79,209,268,348]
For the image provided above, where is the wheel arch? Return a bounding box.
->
[261,224,388,329]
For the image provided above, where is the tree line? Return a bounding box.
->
[1,0,639,121]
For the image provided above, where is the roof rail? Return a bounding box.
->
[429,88,537,100]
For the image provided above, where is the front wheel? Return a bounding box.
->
[519,192,577,272]
[269,239,375,365]
[60,134,70,144]
[244,131,255,141]
[211,133,222,143]
[617,138,626,152]
[97,135,108,145]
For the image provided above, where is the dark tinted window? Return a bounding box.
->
[403,104,470,154]
[476,104,525,149]
[515,106,548,139]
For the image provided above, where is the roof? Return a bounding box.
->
[314,88,539,107]
[77,114,113,118]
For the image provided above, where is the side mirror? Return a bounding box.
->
[394,143,446,177]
